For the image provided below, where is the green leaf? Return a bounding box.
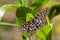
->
[16,7,34,37]
[36,18,53,40]
[14,0,23,6]
[16,6,36,26]
[46,30,52,40]
[16,7,32,26]
[31,3,41,10]
[14,0,29,7]
[31,0,50,10]
[26,13,34,22]
[0,4,19,22]
[48,5,60,20]
[33,0,49,4]
[42,24,51,35]
[36,16,53,40]
[22,32,30,38]
[36,28,46,39]
[36,24,52,40]
[24,0,29,7]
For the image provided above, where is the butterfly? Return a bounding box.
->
[17,8,48,35]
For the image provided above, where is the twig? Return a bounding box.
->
[0,22,18,27]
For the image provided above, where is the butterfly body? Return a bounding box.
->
[18,8,48,35]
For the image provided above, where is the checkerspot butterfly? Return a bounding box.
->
[17,8,48,35]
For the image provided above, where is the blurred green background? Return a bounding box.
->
[0,0,60,40]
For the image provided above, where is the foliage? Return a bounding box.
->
[0,0,60,40]
[0,4,19,21]
[48,5,60,20]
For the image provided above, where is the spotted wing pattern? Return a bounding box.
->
[18,8,48,35]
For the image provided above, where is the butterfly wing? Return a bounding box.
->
[18,8,48,35]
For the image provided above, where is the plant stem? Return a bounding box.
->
[21,0,25,6]
[0,22,18,27]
